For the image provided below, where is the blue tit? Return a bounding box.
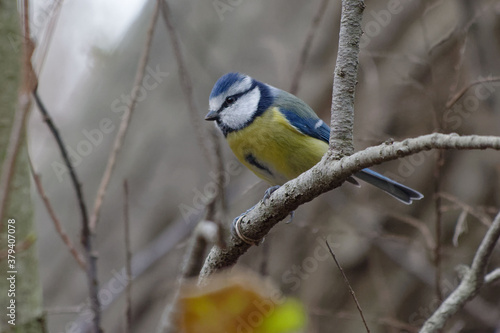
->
[205,72,423,204]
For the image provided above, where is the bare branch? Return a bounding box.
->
[329,0,365,158]
[33,89,101,331]
[387,213,435,250]
[157,220,222,333]
[439,192,492,227]
[33,91,90,240]
[29,158,86,270]
[289,0,329,95]
[484,268,500,285]
[123,181,132,333]
[326,241,370,333]
[89,0,160,232]
[199,134,500,281]
[161,0,213,166]
[419,210,500,332]
[445,76,500,108]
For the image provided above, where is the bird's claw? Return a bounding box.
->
[263,185,280,201]
[231,212,261,246]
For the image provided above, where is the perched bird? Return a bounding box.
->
[205,72,423,205]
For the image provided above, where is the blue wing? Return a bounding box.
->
[280,109,330,143]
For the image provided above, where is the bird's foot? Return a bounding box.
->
[231,208,262,246]
[230,186,284,245]
[263,185,280,201]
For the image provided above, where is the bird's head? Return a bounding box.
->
[205,72,273,136]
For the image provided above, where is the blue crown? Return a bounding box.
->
[209,72,247,98]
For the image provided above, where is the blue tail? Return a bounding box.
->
[354,168,423,204]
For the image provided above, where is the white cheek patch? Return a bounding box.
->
[220,87,261,129]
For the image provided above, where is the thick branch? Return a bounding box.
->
[329,0,365,158]
[199,133,500,282]
[419,211,500,332]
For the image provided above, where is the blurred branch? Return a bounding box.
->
[328,0,364,158]
[433,150,444,301]
[199,133,500,281]
[29,157,86,270]
[387,213,435,250]
[33,88,101,332]
[161,0,213,166]
[419,210,500,332]
[484,268,500,285]
[445,76,500,108]
[73,211,200,332]
[326,241,370,333]
[33,88,103,332]
[157,220,223,333]
[89,0,160,232]
[289,0,329,95]
[123,181,132,333]
[33,0,64,75]
[158,133,226,332]
[33,90,90,241]
[439,192,492,227]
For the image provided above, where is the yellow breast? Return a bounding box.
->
[226,107,328,185]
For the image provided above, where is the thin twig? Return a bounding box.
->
[484,268,500,285]
[387,213,435,250]
[433,150,444,301]
[32,91,101,331]
[0,0,36,229]
[32,90,90,246]
[158,220,221,333]
[208,127,226,246]
[289,0,329,95]
[446,76,500,108]
[33,0,64,75]
[326,240,370,333]
[160,0,213,166]
[73,210,201,332]
[439,192,493,227]
[33,51,101,333]
[419,210,500,332]
[29,157,86,270]
[123,180,132,333]
[89,0,160,232]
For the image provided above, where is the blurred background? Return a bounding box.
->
[24,0,500,332]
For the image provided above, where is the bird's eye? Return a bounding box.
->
[225,96,236,106]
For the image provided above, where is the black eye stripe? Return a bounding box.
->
[217,84,256,112]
